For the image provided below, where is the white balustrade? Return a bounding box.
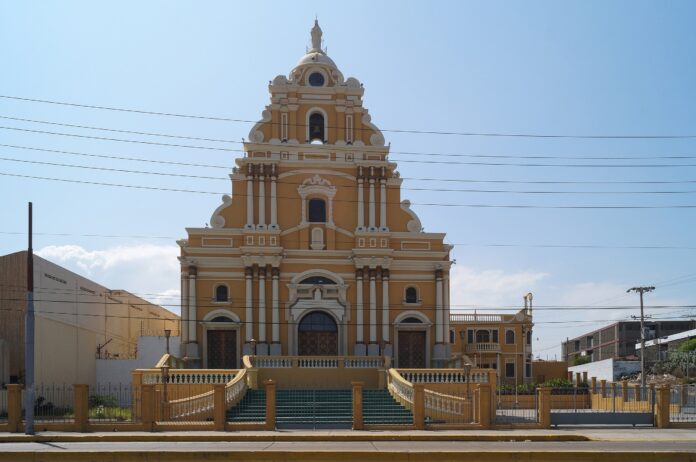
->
[141,370,237,385]
[450,313,503,323]
[396,369,489,384]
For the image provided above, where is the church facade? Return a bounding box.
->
[178,21,452,369]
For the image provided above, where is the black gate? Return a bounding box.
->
[550,385,654,426]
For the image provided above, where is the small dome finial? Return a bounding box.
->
[310,19,323,52]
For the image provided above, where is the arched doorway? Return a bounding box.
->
[395,315,429,368]
[298,311,338,356]
[206,316,237,369]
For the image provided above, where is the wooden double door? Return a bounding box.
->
[207,330,237,369]
[398,330,426,368]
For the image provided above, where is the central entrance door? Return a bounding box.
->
[298,311,338,355]
[398,330,426,368]
[207,330,237,368]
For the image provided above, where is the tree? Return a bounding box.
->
[678,338,696,352]
[570,355,591,366]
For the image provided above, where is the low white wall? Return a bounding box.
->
[96,336,181,385]
[568,358,641,382]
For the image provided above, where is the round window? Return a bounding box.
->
[308,72,325,87]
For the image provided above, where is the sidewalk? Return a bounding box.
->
[0,427,695,443]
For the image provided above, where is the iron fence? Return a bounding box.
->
[32,384,74,422]
[494,392,538,424]
[670,384,696,423]
[89,383,139,423]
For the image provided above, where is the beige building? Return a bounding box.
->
[449,298,534,386]
[179,21,453,369]
[0,251,179,385]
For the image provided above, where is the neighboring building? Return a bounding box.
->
[531,360,568,384]
[567,358,641,383]
[636,327,696,366]
[561,320,696,364]
[178,21,454,369]
[0,251,180,385]
[449,297,534,385]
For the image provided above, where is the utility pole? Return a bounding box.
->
[627,286,655,388]
[24,202,35,435]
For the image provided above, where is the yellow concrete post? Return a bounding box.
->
[247,368,258,390]
[141,384,155,431]
[264,380,276,431]
[6,384,22,433]
[600,379,607,398]
[73,384,90,432]
[478,384,492,429]
[582,371,588,385]
[649,383,655,407]
[537,387,551,428]
[575,372,582,387]
[590,377,597,393]
[621,381,628,403]
[632,384,641,403]
[610,382,618,411]
[352,381,364,430]
[655,386,671,428]
[384,355,391,368]
[567,371,573,382]
[213,384,226,431]
[413,384,425,430]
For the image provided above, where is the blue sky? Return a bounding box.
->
[1,1,695,358]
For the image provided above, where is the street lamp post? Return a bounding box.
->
[627,286,655,388]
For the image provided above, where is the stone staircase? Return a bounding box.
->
[227,388,413,428]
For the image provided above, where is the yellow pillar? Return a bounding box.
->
[600,379,607,398]
[621,381,628,403]
[413,384,425,430]
[213,384,226,431]
[590,377,597,393]
[264,380,276,431]
[478,384,492,429]
[141,384,155,431]
[632,384,641,403]
[6,384,22,433]
[73,384,90,432]
[537,387,551,428]
[582,371,588,385]
[649,383,655,407]
[575,372,582,387]
[352,381,364,430]
[655,386,671,428]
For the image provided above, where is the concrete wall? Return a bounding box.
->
[568,358,640,382]
[96,336,181,385]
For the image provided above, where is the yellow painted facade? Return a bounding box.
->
[179,21,453,368]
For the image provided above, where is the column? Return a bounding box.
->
[258,166,266,229]
[443,275,450,344]
[368,172,376,231]
[354,269,366,355]
[257,267,268,354]
[180,273,189,345]
[245,267,253,344]
[186,265,199,365]
[270,166,278,229]
[245,164,254,229]
[379,175,388,231]
[435,269,443,343]
[270,267,281,355]
[381,269,392,357]
[368,269,378,355]
[357,169,365,230]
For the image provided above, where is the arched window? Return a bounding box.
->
[401,317,423,324]
[299,276,335,285]
[476,330,490,343]
[405,287,418,303]
[210,316,234,322]
[308,198,326,222]
[309,112,325,143]
[298,311,337,332]
[506,330,515,345]
[215,285,229,302]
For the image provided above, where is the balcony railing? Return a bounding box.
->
[466,342,501,353]
[450,313,504,323]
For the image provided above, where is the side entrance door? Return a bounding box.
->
[207,330,237,369]
[398,331,426,368]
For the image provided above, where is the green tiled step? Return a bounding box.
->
[362,389,413,425]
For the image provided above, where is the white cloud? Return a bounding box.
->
[36,244,181,314]
[449,265,549,310]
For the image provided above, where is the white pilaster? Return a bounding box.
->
[381,269,390,343]
[258,267,266,342]
[368,175,376,231]
[443,275,450,344]
[369,269,377,343]
[435,270,443,343]
[270,169,278,229]
[188,268,197,343]
[271,268,280,343]
[357,173,365,231]
[257,171,266,229]
[245,267,253,342]
[379,176,388,231]
[356,269,364,343]
[245,165,254,229]
[180,273,189,344]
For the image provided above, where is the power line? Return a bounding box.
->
[8,155,696,196]
[6,170,696,208]
[9,142,696,185]
[7,114,696,161]
[4,95,696,139]
[5,123,696,168]
[2,230,695,251]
